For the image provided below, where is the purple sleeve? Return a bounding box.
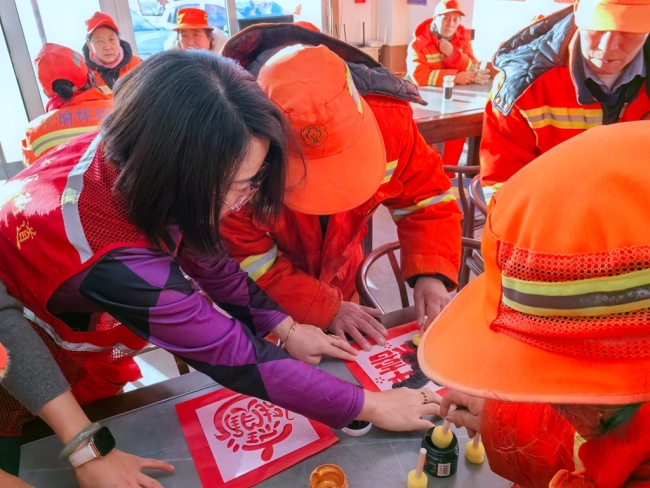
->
[78,247,364,428]
[178,246,284,337]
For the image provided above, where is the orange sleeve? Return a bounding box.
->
[21,139,36,168]
[479,74,540,202]
[374,101,462,286]
[219,208,342,329]
[444,38,477,71]
[407,40,458,87]
[481,400,577,488]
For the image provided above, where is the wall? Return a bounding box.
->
[472,0,570,61]
[337,0,374,44]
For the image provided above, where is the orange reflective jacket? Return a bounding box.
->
[88,56,141,94]
[480,9,650,202]
[220,95,462,328]
[22,88,113,167]
[482,401,650,488]
[407,19,477,87]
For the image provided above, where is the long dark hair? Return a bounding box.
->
[101,50,289,255]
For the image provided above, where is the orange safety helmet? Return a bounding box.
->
[257,45,386,215]
[420,121,650,405]
[85,11,119,35]
[173,8,214,31]
[34,44,89,99]
[575,0,650,34]
[434,0,465,17]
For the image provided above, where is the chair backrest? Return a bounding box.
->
[356,238,484,312]
[469,175,488,217]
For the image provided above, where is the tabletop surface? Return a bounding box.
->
[411,83,492,122]
[20,324,507,487]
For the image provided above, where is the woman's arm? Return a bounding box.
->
[77,247,364,429]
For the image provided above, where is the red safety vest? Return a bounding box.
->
[0,131,150,434]
[22,88,113,167]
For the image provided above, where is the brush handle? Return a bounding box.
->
[442,404,457,434]
[416,447,426,476]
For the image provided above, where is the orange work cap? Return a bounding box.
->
[575,0,650,33]
[173,8,214,31]
[419,121,650,405]
[85,11,119,35]
[0,343,6,372]
[258,45,386,215]
[35,43,89,99]
[434,0,465,17]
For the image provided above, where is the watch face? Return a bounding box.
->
[93,427,116,456]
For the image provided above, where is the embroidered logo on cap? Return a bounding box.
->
[301,125,328,147]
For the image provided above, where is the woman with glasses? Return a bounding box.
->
[0,51,441,485]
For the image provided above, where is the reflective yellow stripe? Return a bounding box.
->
[465,58,473,70]
[383,159,398,184]
[482,183,503,204]
[31,126,99,157]
[503,266,650,298]
[520,106,603,130]
[239,243,278,281]
[428,70,442,86]
[97,85,112,94]
[425,54,444,63]
[391,190,456,222]
[502,294,650,318]
[573,432,586,471]
[345,64,363,114]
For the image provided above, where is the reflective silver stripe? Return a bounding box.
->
[390,190,456,222]
[62,134,101,263]
[23,308,143,354]
[240,244,279,281]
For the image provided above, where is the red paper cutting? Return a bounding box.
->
[176,389,338,487]
[345,321,449,395]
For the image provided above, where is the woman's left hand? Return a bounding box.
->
[284,323,359,366]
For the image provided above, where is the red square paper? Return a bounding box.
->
[345,321,448,395]
[176,389,338,487]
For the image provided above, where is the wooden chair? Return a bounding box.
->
[469,174,489,218]
[356,238,483,312]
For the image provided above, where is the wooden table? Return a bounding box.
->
[19,307,507,488]
[413,83,492,166]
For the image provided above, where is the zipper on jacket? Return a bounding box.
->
[619,102,629,120]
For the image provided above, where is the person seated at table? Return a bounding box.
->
[0,51,442,460]
[164,7,227,54]
[0,281,172,487]
[421,122,650,487]
[221,26,462,343]
[82,12,141,94]
[22,44,113,168]
[406,0,487,169]
[480,0,650,204]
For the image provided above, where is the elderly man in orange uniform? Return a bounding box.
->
[221,26,462,350]
[407,0,483,168]
[480,0,650,203]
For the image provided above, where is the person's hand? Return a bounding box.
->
[328,302,387,352]
[438,38,454,57]
[439,390,485,437]
[284,323,359,366]
[454,70,475,84]
[414,277,451,331]
[357,388,442,431]
[74,449,174,488]
[472,69,491,85]
[0,469,34,487]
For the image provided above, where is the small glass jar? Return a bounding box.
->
[443,75,455,101]
[309,464,349,488]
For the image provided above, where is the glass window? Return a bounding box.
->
[236,1,322,31]
[15,0,102,106]
[0,23,30,164]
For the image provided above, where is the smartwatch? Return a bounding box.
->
[68,427,116,468]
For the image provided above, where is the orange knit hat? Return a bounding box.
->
[420,121,650,404]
